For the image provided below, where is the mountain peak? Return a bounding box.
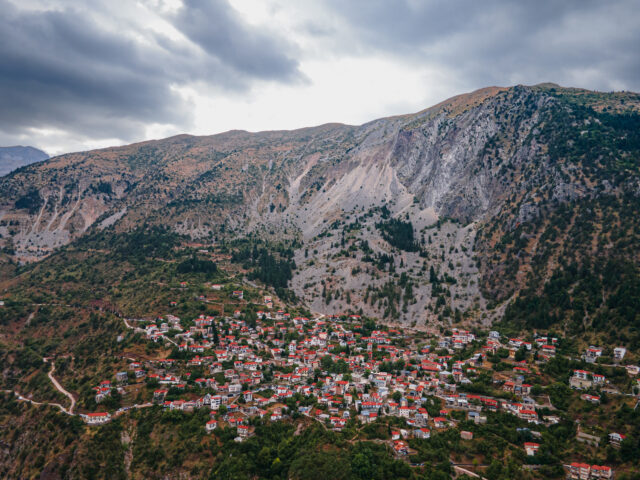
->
[0,145,49,177]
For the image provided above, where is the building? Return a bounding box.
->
[613,347,626,361]
[569,463,590,480]
[518,409,538,422]
[568,463,613,480]
[82,412,111,425]
[591,465,613,479]
[205,419,217,432]
[524,442,540,456]
[608,432,626,447]
[393,440,409,455]
[584,347,603,363]
[433,417,448,429]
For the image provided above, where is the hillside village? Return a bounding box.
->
[27,281,634,480]
[1,0,639,475]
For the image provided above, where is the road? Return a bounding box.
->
[453,465,488,479]
[3,389,74,416]
[44,358,76,414]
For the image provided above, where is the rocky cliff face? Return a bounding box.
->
[1,84,639,327]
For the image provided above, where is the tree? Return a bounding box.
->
[212,322,220,345]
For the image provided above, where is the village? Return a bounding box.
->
[64,281,640,480]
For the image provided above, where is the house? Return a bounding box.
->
[414,427,431,439]
[460,431,473,440]
[330,417,347,430]
[584,347,602,363]
[210,395,222,410]
[581,394,600,404]
[94,385,111,403]
[613,347,626,361]
[503,381,515,393]
[359,411,378,424]
[393,440,409,455]
[569,462,591,480]
[237,424,250,437]
[591,465,613,479]
[82,412,111,425]
[608,432,626,447]
[570,370,593,389]
[568,463,613,480]
[153,389,168,403]
[524,442,540,456]
[540,344,556,357]
[398,405,414,418]
[433,417,448,429]
[518,409,538,422]
[205,419,217,432]
[625,365,639,376]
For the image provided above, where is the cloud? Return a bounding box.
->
[0,0,638,154]
[317,0,640,92]
[171,0,301,81]
[0,0,301,152]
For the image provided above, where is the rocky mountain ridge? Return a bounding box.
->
[1,83,639,330]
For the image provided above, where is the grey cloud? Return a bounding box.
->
[2,0,639,154]
[0,0,301,147]
[320,0,640,92]
[171,0,300,81]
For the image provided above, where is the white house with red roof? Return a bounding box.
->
[205,419,217,432]
[82,412,111,425]
[524,442,540,456]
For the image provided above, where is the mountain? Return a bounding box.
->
[0,146,49,177]
[1,84,640,338]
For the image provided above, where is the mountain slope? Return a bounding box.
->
[0,146,48,177]
[1,84,640,335]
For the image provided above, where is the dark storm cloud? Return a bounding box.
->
[171,0,300,81]
[0,0,300,144]
[321,0,640,91]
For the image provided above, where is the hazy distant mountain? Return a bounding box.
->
[0,146,49,177]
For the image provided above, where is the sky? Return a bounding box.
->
[1,0,639,156]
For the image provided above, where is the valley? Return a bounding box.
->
[1,84,640,479]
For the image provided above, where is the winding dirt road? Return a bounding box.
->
[3,389,73,415]
[44,358,76,414]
